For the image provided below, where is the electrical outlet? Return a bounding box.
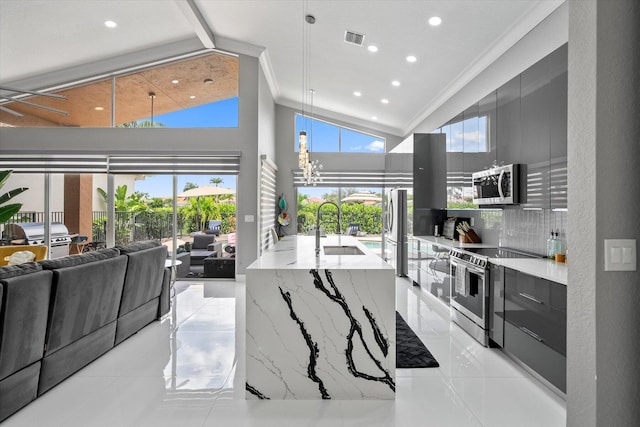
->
[604,239,636,271]
[470,217,475,227]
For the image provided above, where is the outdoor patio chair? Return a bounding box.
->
[346,224,359,236]
[206,220,221,236]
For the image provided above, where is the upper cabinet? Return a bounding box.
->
[548,45,568,210]
[440,44,568,210]
[496,75,522,166]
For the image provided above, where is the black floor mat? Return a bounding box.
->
[396,312,439,368]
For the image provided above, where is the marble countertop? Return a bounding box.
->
[490,257,568,285]
[247,235,394,270]
[413,235,567,285]
[413,235,498,250]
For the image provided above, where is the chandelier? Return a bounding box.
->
[298,9,323,186]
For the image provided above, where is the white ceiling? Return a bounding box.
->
[0,0,564,136]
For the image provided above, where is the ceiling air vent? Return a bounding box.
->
[344,30,365,46]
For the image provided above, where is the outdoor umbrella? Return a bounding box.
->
[341,192,382,204]
[177,186,236,198]
[177,186,236,230]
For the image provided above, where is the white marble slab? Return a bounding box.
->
[246,236,396,400]
[489,258,567,285]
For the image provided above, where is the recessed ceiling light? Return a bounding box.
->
[381,99,389,104]
[392,80,400,87]
[171,79,179,84]
[354,91,362,97]
[94,106,104,111]
[428,16,442,26]
[190,95,196,99]
[406,55,417,63]
[367,45,378,53]
[104,20,117,28]
[372,116,378,121]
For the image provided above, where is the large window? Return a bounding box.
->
[0,52,239,128]
[296,186,383,257]
[295,114,385,153]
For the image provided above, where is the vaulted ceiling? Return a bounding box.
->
[0,0,564,136]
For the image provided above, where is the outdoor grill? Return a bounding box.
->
[2,222,72,259]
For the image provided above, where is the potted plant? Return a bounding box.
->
[0,170,28,223]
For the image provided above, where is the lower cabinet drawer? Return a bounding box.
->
[504,321,566,393]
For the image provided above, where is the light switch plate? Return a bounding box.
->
[604,239,636,271]
[244,215,255,223]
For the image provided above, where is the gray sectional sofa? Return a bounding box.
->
[0,240,170,422]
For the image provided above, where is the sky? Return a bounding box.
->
[142,97,239,128]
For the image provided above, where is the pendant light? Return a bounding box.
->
[298,5,322,186]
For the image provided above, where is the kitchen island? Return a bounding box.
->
[246,235,396,400]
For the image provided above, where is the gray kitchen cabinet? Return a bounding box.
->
[411,239,451,306]
[489,263,505,347]
[502,267,566,393]
[462,103,481,197]
[548,45,568,210]
[496,75,522,166]
[520,50,552,209]
[477,91,498,169]
[442,44,567,209]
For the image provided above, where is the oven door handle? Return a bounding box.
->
[450,259,485,275]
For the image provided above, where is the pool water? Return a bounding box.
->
[362,241,382,250]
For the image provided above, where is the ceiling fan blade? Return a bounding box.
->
[0,105,24,117]
[0,85,67,100]
[2,97,69,116]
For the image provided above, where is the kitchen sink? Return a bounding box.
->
[323,245,365,255]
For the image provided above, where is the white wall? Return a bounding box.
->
[568,1,640,426]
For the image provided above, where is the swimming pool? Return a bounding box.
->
[361,241,382,250]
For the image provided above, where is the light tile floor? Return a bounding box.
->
[4,277,566,427]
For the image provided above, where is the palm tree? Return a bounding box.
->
[183,182,198,191]
[0,170,28,222]
[210,177,224,187]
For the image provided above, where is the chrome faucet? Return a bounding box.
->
[315,201,341,256]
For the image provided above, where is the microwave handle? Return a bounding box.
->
[498,170,505,199]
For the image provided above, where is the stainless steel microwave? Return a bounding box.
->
[472,164,521,205]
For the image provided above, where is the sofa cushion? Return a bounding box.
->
[0,270,52,381]
[39,248,120,270]
[118,245,168,315]
[44,255,127,356]
[116,240,161,254]
[0,262,43,280]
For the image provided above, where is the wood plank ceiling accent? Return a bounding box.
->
[0,52,238,127]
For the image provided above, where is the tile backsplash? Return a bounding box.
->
[447,208,568,256]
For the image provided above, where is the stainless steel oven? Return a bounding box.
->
[449,248,490,346]
[449,246,541,346]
